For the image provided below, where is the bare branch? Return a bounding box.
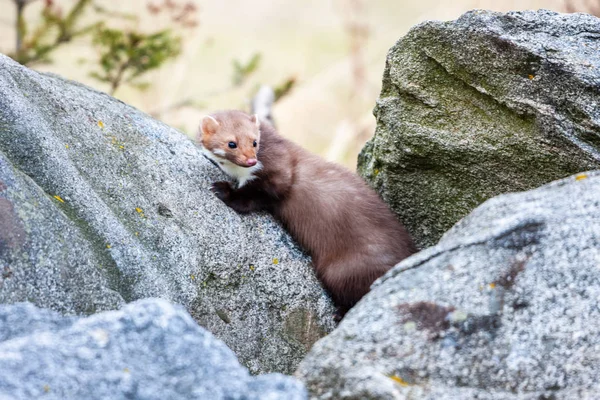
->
[149,98,201,119]
[563,0,577,13]
[563,0,600,17]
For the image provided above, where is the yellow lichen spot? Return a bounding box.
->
[528,74,534,80]
[43,385,50,393]
[98,120,104,129]
[65,144,69,149]
[389,375,409,387]
[106,244,111,249]
[53,195,65,203]
[403,321,417,332]
[272,258,279,265]
[123,368,130,373]
[135,232,139,236]
[190,274,196,281]
[374,168,380,176]
[489,283,496,289]
[249,265,255,271]
[576,173,588,181]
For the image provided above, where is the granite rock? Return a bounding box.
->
[0,299,307,400]
[359,10,600,248]
[297,170,600,399]
[0,54,335,374]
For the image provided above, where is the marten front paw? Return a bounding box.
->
[211,181,233,202]
[333,306,349,323]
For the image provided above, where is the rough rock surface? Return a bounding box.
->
[0,54,335,374]
[0,299,307,400]
[358,10,600,248]
[296,170,600,399]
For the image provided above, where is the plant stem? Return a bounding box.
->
[15,0,25,56]
[110,61,130,95]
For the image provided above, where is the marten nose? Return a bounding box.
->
[246,158,257,167]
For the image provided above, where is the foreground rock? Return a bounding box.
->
[0,299,306,400]
[0,54,335,374]
[359,10,600,248]
[297,171,600,399]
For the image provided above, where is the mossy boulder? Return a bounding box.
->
[358,10,600,248]
[0,54,335,374]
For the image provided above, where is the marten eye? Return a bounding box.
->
[253,140,257,147]
[228,142,237,149]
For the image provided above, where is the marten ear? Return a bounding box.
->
[200,116,220,136]
[250,114,260,129]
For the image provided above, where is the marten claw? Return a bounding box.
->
[333,307,347,323]
[211,181,232,202]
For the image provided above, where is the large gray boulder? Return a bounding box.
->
[296,170,600,399]
[358,10,600,248]
[0,54,335,374]
[0,299,306,400]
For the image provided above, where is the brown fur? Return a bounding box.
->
[199,110,417,316]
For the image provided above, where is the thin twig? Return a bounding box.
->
[149,98,201,118]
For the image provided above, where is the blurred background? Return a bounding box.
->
[0,0,595,168]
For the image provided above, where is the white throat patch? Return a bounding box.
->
[202,147,262,188]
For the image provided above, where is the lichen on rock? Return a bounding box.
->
[0,53,335,374]
[0,299,307,399]
[297,170,600,399]
[358,9,600,249]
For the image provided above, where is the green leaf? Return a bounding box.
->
[232,52,262,86]
[90,27,182,94]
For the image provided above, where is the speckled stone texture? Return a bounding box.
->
[0,54,335,374]
[0,299,307,400]
[359,10,600,248]
[296,171,600,399]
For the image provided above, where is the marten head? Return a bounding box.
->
[199,111,260,168]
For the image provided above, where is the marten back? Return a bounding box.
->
[199,111,417,315]
[262,127,415,309]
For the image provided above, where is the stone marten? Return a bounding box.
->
[198,110,416,317]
